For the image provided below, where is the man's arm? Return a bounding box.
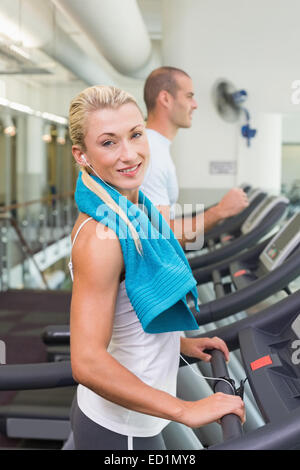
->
[203,187,249,231]
[156,188,249,247]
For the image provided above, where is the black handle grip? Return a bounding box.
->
[210,349,243,441]
[0,361,75,390]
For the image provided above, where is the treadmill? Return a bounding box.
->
[199,187,266,249]
[177,211,300,445]
[188,194,289,270]
[239,182,252,193]
[33,211,300,447]
[192,211,300,325]
[0,362,75,446]
[181,183,258,223]
[1,290,300,449]
[193,289,300,449]
[0,204,297,447]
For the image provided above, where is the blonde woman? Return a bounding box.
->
[68,85,245,450]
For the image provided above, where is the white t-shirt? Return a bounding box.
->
[141,129,179,219]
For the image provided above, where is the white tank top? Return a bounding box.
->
[69,217,182,438]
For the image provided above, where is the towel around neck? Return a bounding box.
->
[74,171,199,334]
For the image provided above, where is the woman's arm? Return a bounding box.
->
[70,220,245,427]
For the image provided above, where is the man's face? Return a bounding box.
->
[169,75,198,128]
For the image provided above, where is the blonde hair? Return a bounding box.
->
[69,85,143,254]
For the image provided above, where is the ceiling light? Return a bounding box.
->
[2,115,16,137]
[42,112,68,125]
[57,127,66,145]
[0,97,67,124]
[9,102,34,114]
[42,123,52,143]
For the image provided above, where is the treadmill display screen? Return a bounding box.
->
[266,213,300,259]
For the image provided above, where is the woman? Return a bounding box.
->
[68,85,245,450]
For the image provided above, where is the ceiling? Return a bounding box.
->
[0,0,163,87]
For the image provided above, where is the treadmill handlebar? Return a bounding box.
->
[195,287,300,351]
[202,191,266,244]
[43,325,70,345]
[0,361,75,390]
[189,202,287,270]
[210,349,243,442]
[210,402,300,450]
[193,236,272,284]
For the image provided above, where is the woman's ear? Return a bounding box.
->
[72,146,86,166]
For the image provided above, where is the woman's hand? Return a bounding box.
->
[180,336,230,363]
[178,393,246,428]
[178,337,246,427]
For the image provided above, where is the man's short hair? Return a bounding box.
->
[144,66,190,114]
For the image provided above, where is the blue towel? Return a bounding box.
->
[75,171,199,334]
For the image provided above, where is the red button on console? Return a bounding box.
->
[234,269,248,277]
[250,355,273,371]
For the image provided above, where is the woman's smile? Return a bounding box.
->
[117,162,142,176]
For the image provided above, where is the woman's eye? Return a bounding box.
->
[132,132,142,139]
[102,140,114,147]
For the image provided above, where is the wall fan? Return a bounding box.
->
[212,79,257,147]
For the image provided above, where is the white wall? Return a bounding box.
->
[282,114,300,144]
[162,0,300,199]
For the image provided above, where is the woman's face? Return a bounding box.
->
[79,103,149,199]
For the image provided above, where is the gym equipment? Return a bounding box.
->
[181,184,260,223]
[192,211,300,325]
[2,290,300,449]
[194,289,300,449]
[189,194,289,271]
[1,199,297,448]
[200,187,266,249]
[0,362,75,444]
[43,211,300,350]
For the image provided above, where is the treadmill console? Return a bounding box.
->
[247,188,266,204]
[260,212,300,271]
[239,308,300,423]
[241,195,288,235]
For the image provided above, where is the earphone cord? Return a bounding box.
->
[179,352,237,395]
[85,160,120,195]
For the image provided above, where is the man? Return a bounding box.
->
[141,66,249,248]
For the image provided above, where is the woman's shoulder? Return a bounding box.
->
[71,213,119,242]
[71,213,124,274]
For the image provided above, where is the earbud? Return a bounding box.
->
[81,154,87,164]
